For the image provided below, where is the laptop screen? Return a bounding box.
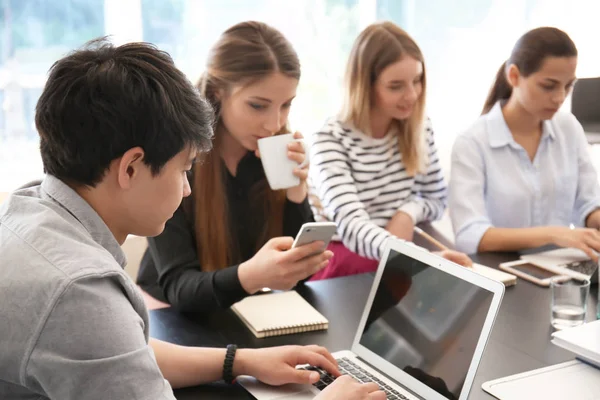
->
[359,249,494,399]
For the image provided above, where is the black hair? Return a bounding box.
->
[36,37,214,186]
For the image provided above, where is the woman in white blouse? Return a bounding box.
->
[449,27,600,259]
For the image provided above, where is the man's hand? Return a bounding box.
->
[316,375,386,399]
[234,345,340,386]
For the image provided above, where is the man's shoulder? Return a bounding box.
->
[0,189,127,318]
[0,189,138,291]
[2,186,119,272]
[0,190,139,393]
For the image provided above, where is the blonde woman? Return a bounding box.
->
[137,21,333,313]
[309,21,470,279]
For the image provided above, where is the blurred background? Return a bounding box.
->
[1,0,599,192]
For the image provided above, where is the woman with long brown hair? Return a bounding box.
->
[137,21,332,313]
[309,21,470,279]
[449,27,600,257]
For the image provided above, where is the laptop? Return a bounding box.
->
[237,239,505,400]
[483,320,600,398]
[481,360,600,399]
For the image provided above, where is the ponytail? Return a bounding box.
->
[481,61,512,114]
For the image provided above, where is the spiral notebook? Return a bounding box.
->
[231,291,329,338]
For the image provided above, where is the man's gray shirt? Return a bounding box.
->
[0,175,175,399]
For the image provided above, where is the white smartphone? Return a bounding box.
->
[292,222,337,250]
[499,260,571,287]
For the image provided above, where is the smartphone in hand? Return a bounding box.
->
[292,222,337,251]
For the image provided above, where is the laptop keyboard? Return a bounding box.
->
[300,357,411,400]
[562,259,598,276]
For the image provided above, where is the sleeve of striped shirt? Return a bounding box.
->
[309,126,396,260]
[398,121,448,224]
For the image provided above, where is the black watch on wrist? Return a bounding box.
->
[222,344,238,384]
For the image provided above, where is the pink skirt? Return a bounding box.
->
[310,241,379,281]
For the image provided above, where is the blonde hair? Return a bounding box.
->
[191,21,299,271]
[339,21,427,175]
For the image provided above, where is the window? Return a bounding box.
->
[139,0,362,143]
[0,0,360,191]
[1,0,599,191]
[377,0,600,175]
[0,0,104,191]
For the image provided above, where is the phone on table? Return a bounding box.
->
[499,260,571,287]
[292,222,337,253]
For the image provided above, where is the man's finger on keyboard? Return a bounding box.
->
[360,382,386,399]
[294,352,338,383]
[369,389,387,400]
[360,381,380,392]
[293,368,321,384]
[304,345,340,375]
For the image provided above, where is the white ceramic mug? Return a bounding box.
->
[257,133,309,190]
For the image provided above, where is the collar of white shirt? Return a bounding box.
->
[486,101,556,149]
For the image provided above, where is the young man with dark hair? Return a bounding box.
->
[0,38,384,400]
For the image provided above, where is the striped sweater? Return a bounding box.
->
[308,117,447,260]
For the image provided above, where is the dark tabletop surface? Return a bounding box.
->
[149,223,599,399]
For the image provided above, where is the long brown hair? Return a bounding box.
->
[339,21,427,176]
[192,21,300,271]
[482,27,577,114]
